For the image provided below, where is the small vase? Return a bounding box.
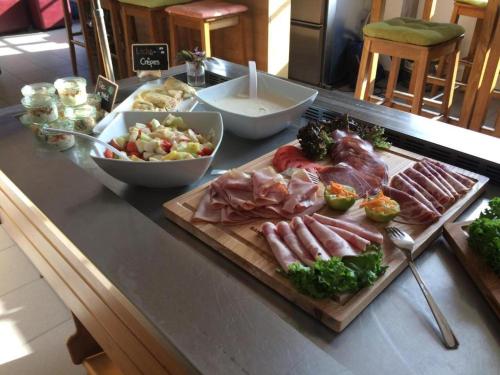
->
[186,61,206,87]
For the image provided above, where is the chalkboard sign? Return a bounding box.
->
[94,75,119,112]
[132,43,169,72]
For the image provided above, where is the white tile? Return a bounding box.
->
[0,319,86,375]
[0,225,15,251]
[0,246,41,296]
[0,279,71,345]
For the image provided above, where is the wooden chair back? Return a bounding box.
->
[370,0,437,23]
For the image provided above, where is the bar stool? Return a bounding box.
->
[165,0,248,66]
[430,0,488,96]
[468,10,500,136]
[355,11,464,120]
[118,0,191,76]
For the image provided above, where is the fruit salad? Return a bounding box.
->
[104,114,215,161]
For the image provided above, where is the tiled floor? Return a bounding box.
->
[0,25,91,108]
[0,225,85,375]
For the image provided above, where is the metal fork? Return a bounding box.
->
[386,227,459,349]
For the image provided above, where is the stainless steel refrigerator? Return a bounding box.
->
[289,0,372,88]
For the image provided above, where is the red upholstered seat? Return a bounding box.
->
[166,0,248,19]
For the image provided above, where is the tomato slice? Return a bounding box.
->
[103,149,114,159]
[161,140,172,153]
[126,141,138,153]
[198,147,213,156]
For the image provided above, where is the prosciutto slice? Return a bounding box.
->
[262,222,299,271]
[390,174,440,215]
[403,167,452,206]
[382,185,439,224]
[422,159,468,194]
[291,217,330,261]
[319,131,388,197]
[303,216,356,257]
[414,163,456,201]
[326,225,369,251]
[313,213,384,244]
[276,221,315,266]
[400,173,445,213]
[425,159,475,188]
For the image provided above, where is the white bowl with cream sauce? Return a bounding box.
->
[196,73,318,139]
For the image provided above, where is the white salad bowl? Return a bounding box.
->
[195,73,318,140]
[90,111,223,188]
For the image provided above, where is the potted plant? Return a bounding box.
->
[177,47,210,87]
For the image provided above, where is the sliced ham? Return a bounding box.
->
[403,167,452,206]
[319,163,377,197]
[420,161,460,198]
[422,159,468,194]
[414,162,456,200]
[193,167,324,224]
[262,222,300,271]
[276,221,315,266]
[390,174,440,215]
[312,213,384,244]
[382,185,439,224]
[291,217,330,261]
[424,159,475,188]
[303,216,356,257]
[326,225,369,251]
[400,173,445,213]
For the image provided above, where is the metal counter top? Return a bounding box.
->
[0,60,499,374]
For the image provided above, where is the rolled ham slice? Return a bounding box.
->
[312,213,384,244]
[390,174,441,216]
[424,159,475,188]
[400,173,444,213]
[415,162,457,200]
[276,221,315,266]
[303,216,356,257]
[326,225,369,251]
[261,222,300,271]
[291,217,330,261]
[422,159,468,194]
[382,185,439,224]
[403,167,452,206]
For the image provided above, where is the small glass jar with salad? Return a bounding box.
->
[65,104,97,134]
[21,94,59,124]
[19,117,75,151]
[54,77,88,106]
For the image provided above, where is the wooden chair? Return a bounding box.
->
[165,0,248,66]
[430,0,488,97]
[98,0,128,80]
[468,12,500,136]
[355,0,464,120]
[118,0,187,76]
[457,0,499,127]
[61,0,100,81]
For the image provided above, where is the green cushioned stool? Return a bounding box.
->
[456,0,488,8]
[355,15,464,120]
[118,0,191,75]
[363,17,465,47]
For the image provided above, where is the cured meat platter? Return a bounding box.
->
[444,221,500,319]
[163,143,488,332]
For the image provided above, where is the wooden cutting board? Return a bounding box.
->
[163,144,489,331]
[444,221,500,319]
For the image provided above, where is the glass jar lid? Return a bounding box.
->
[54,76,87,90]
[65,104,96,119]
[21,82,56,97]
[21,94,56,108]
[40,119,73,132]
